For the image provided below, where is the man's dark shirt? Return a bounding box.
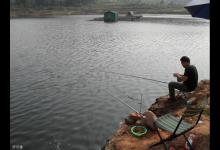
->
[183,65,198,91]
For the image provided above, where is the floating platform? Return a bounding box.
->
[92,15,143,21]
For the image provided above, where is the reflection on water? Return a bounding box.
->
[10,14,209,150]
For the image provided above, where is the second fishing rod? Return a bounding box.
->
[103,88,145,117]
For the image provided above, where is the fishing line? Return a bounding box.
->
[102,88,143,115]
[102,71,169,84]
[113,85,146,113]
[70,60,122,88]
[99,70,168,88]
[113,86,140,102]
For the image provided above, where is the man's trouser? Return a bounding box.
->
[168,82,189,99]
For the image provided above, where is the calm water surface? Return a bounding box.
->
[10,14,209,150]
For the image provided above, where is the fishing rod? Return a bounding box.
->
[100,70,169,85]
[103,89,143,116]
[113,86,144,113]
[113,86,140,102]
[139,93,143,114]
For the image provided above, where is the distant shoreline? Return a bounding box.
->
[10,6,189,18]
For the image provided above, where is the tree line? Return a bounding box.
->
[10,0,98,7]
[10,0,186,7]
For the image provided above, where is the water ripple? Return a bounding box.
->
[10,15,209,150]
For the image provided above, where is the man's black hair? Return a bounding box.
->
[180,56,190,63]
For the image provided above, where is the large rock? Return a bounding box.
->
[148,80,210,116]
[102,80,210,150]
[141,111,157,131]
[103,116,210,150]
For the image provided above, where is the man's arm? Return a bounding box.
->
[174,73,188,81]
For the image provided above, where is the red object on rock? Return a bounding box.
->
[169,146,176,150]
[178,146,187,150]
[128,112,142,120]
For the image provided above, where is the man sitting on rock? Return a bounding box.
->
[168,56,198,101]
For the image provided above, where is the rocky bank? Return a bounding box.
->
[102,80,210,150]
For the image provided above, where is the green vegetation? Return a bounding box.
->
[10,0,189,18]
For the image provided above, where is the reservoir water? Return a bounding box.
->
[10,14,209,150]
